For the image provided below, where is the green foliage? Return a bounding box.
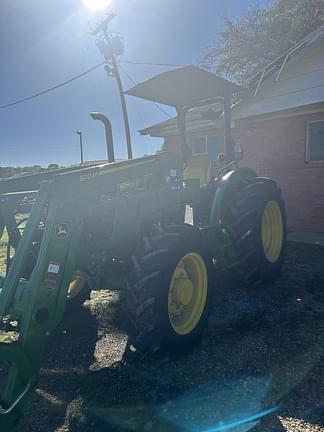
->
[0,228,8,273]
[201,0,324,83]
[47,163,59,170]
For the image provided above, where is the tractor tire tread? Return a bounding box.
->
[222,175,287,285]
[124,224,211,354]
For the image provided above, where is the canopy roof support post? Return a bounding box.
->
[223,97,234,164]
[176,107,191,163]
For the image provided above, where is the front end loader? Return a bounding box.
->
[0,66,286,430]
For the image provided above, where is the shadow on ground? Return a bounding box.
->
[17,242,324,432]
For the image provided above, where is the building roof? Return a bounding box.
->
[140,102,224,137]
[141,24,324,137]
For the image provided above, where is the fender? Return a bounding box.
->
[210,166,257,226]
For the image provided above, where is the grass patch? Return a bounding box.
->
[0,331,19,343]
[0,228,8,274]
[0,215,28,274]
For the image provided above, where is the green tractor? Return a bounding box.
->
[0,66,286,429]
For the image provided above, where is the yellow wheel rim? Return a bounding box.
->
[168,252,208,336]
[67,272,86,300]
[261,200,283,263]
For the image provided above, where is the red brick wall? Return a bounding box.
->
[234,112,324,233]
[163,111,324,233]
[164,134,181,153]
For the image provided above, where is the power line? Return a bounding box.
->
[0,62,104,111]
[119,63,173,119]
[0,59,186,112]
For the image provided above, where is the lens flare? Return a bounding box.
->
[83,0,111,11]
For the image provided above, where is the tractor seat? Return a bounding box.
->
[183,153,212,187]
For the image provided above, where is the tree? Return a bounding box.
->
[201,0,324,84]
[47,163,59,170]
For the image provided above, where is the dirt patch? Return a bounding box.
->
[16,242,324,432]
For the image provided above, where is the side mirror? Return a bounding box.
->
[217,153,225,164]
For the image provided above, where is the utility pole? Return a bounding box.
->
[76,130,84,164]
[92,13,133,159]
[109,51,132,160]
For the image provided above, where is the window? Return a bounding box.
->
[306,120,324,162]
[192,137,207,154]
[206,135,219,161]
[192,135,219,161]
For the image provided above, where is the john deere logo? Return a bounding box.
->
[55,223,69,239]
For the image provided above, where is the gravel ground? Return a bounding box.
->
[16,241,324,432]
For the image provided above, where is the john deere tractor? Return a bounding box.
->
[0,66,286,429]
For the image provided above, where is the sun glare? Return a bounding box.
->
[83,0,111,11]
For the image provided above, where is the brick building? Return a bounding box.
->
[140,25,324,233]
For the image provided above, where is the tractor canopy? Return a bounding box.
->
[124,65,242,109]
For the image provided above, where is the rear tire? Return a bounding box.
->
[221,176,287,286]
[124,224,213,354]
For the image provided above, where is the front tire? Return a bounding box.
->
[124,224,213,354]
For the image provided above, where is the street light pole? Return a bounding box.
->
[76,130,84,164]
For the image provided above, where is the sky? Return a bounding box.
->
[0,0,268,167]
